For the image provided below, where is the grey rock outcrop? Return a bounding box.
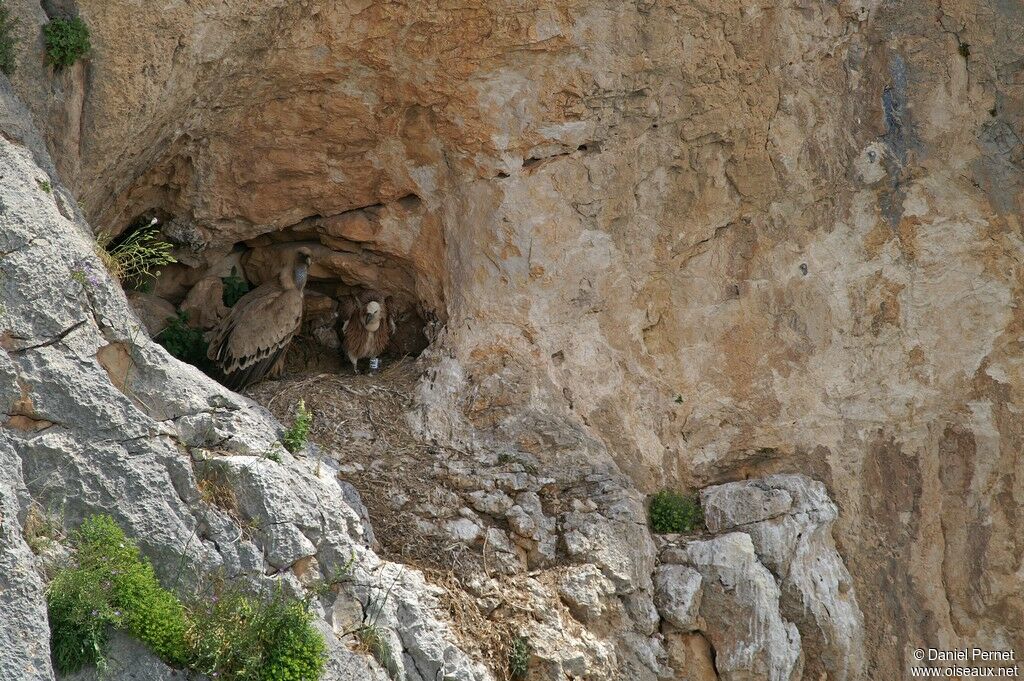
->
[652,564,701,632]
[0,440,54,681]
[663,533,802,681]
[701,475,865,681]
[62,632,207,681]
[654,474,864,681]
[0,85,489,681]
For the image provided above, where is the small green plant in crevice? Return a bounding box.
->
[156,311,209,368]
[37,178,52,193]
[282,399,312,453]
[264,446,283,464]
[46,515,328,680]
[97,219,176,290]
[346,569,402,679]
[43,16,90,69]
[0,0,18,76]
[70,257,103,289]
[508,635,531,681]
[648,489,704,534]
[197,467,239,517]
[222,266,250,308]
[304,553,355,600]
[355,625,398,678]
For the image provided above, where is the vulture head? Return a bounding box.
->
[363,300,383,331]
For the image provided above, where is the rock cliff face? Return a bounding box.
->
[1,0,1023,678]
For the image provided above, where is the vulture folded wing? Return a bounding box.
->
[208,286,304,389]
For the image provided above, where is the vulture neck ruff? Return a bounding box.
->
[294,262,309,290]
[278,258,309,291]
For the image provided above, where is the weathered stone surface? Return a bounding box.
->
[652,564,702,632]
[126,292,177,337]
[62,632,207,681]
[2,0,1023,674]
[0,91,490,681]
[667,533,802,681]
[0,439,53,681]
[663,631,719,681]
[557,564,616,624]
[701,475,865,681]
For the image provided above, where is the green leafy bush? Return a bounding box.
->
[156,311,209,368]
[282,400,312,453]
[43,16,90,69]
[648,490,703,534]
[222,267,250,307]
[46,515,188,674]
[188,587,326,681]
[0,0,17,75]
[47,515,327,680]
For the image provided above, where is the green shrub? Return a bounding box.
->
[46,515,188,674]
[43,16,90,69]
[47,515,327,681]
[648,490,704,534]
[282,400,312,453]
[508,635,531,681]
[188,587,326,681]
[222,267,250,308]
[156,311,209,368]
[0,1,18,75]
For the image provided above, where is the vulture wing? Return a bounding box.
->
[207,284,304,389]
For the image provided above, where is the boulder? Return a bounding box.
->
[664,533,802,681]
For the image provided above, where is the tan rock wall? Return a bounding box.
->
[7,0,1024,675]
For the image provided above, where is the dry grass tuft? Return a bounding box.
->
[197,469,237,513]
[24,502,64,554]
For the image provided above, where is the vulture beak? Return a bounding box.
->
[365,311,374,325]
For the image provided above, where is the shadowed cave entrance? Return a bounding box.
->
[122,197,442,385]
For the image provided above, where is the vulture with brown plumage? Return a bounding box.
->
[207,247,312,390]
[340,291,394,373]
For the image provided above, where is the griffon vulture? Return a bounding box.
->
[207,247,312,389]
[340,291,394,373]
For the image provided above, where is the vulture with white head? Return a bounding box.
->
[340,291,394,373]
[207,247,312,389]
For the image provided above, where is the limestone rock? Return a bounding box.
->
[62,631,207,681]
[557,564,617,624]
[126,292,177,337]
[0,91,490,681]
[3,0,1024,674]
[0,439,53,681]
[179,275,228,330]
[652,565,702,632]
[701,475,865,681]
[666,533,802,681]
[663,632,719,681]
